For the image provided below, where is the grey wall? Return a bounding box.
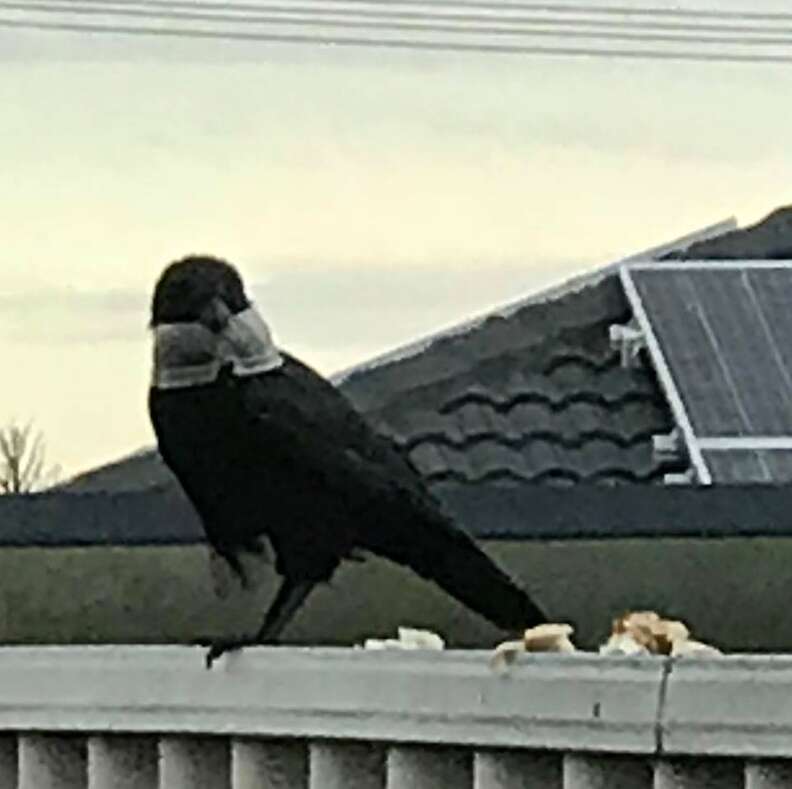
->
[1,537,788,652]
[7,485,792,546]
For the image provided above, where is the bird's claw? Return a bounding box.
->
[204,638,251,669]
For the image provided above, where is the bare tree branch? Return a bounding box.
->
[0,420,60,494]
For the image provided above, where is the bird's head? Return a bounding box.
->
[150,255,250,332]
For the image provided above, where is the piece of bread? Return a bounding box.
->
[602,610,720,658]
[491,623,576,668]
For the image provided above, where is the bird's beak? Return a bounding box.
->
[198,297,233,334]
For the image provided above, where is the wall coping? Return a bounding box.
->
[1,647,791,756]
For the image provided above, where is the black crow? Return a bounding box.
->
[148,256,548,666]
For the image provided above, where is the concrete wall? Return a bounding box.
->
[4,645,792,789]
[1,537,789,651]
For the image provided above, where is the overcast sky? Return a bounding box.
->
[2,7,791,479]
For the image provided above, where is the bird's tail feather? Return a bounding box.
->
[365,506,547,633]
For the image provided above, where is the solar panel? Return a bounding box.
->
[702,449,792,484]
[620,262,792,484]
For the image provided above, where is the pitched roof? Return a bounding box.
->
[346,276,676,485]
[60,447,176,494]
[338,208,792,489]
[664,206,792,261]
[65,208,792,496]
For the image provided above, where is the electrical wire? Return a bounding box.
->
[11,0,792,23]
[2,0,791,62]
[264,0,792,22]
[4,0,792,42]
[3,15,792,62]
[11,0,792,26]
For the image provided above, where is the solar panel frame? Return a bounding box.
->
[621,260,792,485]
[702,449,792,484]
[619,264,712,484]
[630,263,792,437]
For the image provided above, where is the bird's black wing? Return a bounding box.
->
[241,352,435,507]
[232,354,548,632]
[149,354,425,581]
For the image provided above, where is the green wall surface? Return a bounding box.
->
[0,538,787,652]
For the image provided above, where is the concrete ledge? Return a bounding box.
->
[0,647,663,752]
[663,656,792,757]
[7,647,792,759]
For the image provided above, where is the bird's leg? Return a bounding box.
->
[205,578,315,668]
[254,578,316,642]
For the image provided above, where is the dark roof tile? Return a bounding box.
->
[497,402,552,440]
[408,443,458,479]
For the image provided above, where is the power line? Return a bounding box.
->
[4,1,792,46]
[285,0,792,22]
[3,14,792,63]
[6,0,792,39]
[10,0,792,24]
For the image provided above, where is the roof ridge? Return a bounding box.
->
[58,446,161,491]
[331,217,736,386]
